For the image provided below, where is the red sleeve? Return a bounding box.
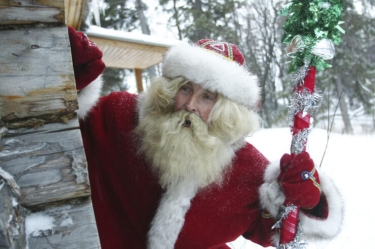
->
[234,144,277,247]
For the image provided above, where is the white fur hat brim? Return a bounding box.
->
[162,42,260,110]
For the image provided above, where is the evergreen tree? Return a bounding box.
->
[92,0,140,31]
[100,67,129,96]
[159,0,245,44]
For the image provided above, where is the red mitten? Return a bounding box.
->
[68,26,105,90]
[278,152,321,208]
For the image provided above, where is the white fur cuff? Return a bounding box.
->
[258,161,285,217]
[299,172,344,240]
[76,76,103,119]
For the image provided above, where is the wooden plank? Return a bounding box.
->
[0,117,91,207]
[88,36,168,69]
[26,197,100,249]
[0,26,78,126]
[0,0,65,25]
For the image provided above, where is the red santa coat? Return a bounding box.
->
[79,90,277,248]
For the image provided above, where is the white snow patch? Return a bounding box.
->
[25,213,55,238]
[86,25,182,48]
[11,197,18,207]
[8,214,13,224]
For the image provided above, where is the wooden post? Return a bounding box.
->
[135,68,144,93]
[0,1,100,248]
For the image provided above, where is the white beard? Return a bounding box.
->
[136,110,235,189]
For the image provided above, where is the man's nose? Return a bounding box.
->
[185,95,198,114]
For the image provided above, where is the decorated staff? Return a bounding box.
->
[274,0,345,248]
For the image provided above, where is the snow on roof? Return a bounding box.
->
[86,25,182,48]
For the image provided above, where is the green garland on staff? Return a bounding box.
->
[280,0,345,73]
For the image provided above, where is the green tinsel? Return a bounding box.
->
[280,0,345,73]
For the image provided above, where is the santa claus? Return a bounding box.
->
[69,27,344,249]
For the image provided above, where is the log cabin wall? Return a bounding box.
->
[0,1,100,248]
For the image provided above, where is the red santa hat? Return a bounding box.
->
[162,39,260,110]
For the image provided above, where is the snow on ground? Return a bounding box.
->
[227,128,375,248]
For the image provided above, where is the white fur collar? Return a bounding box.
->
[147,180,199,249]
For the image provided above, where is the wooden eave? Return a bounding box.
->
[65,2,180,70]
[85,27,182,92]
[85,30,176,70]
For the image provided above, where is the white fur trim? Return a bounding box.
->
[162,42,260,110]
[258,160,285,217]
[259,161,344,241]
[76,76,103,119]
[147,180,199,249]
[299,173,344,240]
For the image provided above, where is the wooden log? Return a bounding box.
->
[0,26,78,128]
[0,0,65,25]
[26,197,100,249]
[0,117,91,207]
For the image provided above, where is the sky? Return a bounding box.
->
[227,128,375,249]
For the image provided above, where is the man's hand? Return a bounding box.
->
[278,152,321,208]
[68,26,105,90]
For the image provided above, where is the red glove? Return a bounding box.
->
[278,152,321,208]
[68,26,105,90]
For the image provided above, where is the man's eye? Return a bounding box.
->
[203,93,214,101]
[181,86,192,92]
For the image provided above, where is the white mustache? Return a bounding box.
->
[172,111,205,130]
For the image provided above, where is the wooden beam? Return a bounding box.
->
[0,119,91,207]
[26,197,100,249]
[0,26,78,127]
[135,68,144,93]
[0,0,65,25]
